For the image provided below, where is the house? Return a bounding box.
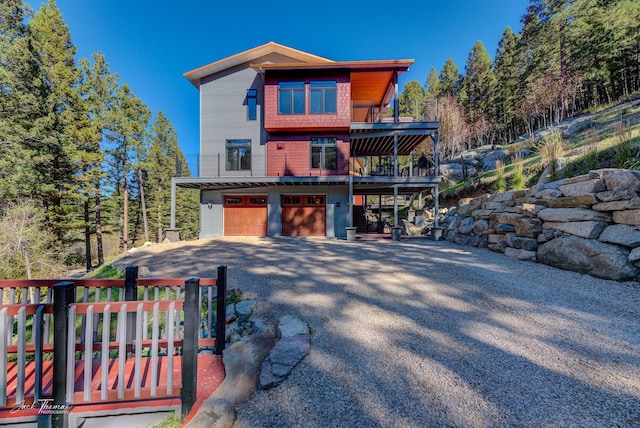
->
[170,42,440,239]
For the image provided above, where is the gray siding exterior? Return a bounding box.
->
[198,186,349,239]
[200,65,265,177]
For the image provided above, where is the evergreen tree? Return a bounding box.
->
[493,26,522,142]
[398,80,424,119]
[146,111,195,241]
[105,83,151,252]
[439,58,461,97]
[26,0,94,244]
[79,51,119,267]
[424,67,441,99]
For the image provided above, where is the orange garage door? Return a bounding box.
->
[281,195,326,236]
[223,195,268,236]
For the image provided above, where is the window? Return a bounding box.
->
[311,137,337,170]
[226,140,251,171]
[310,81,337,114]
[246,89,257,120]
[278,82,305,114]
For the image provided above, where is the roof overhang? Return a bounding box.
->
[184,42,334,88]
[175,176,350,190]
[350,121,439,156]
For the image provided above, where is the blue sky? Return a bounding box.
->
[54,0,530,157]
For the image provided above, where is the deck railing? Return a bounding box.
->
[0,265,227,425]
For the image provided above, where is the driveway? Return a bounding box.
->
[116,237,640,427]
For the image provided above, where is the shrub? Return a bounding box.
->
[512,154,525,190]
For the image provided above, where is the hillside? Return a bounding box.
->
[439,97,640,205]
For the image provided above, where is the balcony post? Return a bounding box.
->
[170,177,176,229]
[434,131,440,227]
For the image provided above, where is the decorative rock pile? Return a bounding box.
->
[441,169,640,281]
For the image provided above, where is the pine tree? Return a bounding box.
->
[493,26,522,142]
[79,51,119,267]
[105,83,151,252]
[26,0,93,244]
[146,111,193,242]
[439,58,461,97]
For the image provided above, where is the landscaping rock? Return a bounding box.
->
[562,119,594,138]
[596,188,638,202]
[559,179,606,197]
[260,316,310,390]
[537,235,639,280]
[514,217,543,238]
[535,189,563,199]
[629,247,640,268]
[598,224,640,248]
[603,170,640,191]
[547,194,598,208]
[538,208,612,222]
[473,220,489,236]
[542,221,608,239]
[504,247,537,262]
[511,236,539,251]
[612,209,640,226]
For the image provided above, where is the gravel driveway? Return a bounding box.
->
[117,237,640,427]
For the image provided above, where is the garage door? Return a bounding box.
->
[223,195,268,236]
[281,195,326,236]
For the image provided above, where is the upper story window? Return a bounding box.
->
[226,139,251,171]
[278,82,305,114]
[246,89,257,120]
[310,81,337,114]
[311,137,337,170]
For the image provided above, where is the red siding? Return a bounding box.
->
[264,76,352,131]
[267,139,350,177]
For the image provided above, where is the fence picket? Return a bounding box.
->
[134,303,143,399]
[117,304,127,400]
[0,308,6,407]
[151,302,160,397]
[16,307,26,405]
[83,305,94,402]
[101,305,111,401]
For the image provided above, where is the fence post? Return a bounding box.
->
[181,277,200,420]
[52,281,74,428]
[125,265,138,357]
[216,265,227,355]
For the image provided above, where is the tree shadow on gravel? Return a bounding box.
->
[117,237,640,428]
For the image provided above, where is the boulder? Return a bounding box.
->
[543,221,608,239]
[547,194,598,208]
[458,217,476,235]
[562,119,594,138]
[496,213,524,226]
[592,198,640,211]
[629,247,640,268]
[514,217,543,238]
[504,247,537,262]
[537,235,639,280]
[538,208,612,222]
[612,210,640,226]
[598,224,640,248]
[473,219,489,236]
[559,179,606,197]
[511,236,539,251]
[534,189,563,199]
[596,188,639,202]
[481,149,510,170]
[603,170,640,191]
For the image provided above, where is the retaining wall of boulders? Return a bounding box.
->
[441,169,640,281]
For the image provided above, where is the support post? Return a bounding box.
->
[170,177,176,229]
[215,266,227,356]
[433,132,440,227]
[52,281,74,428]
[182,278,200,420]
[125,265,138,357]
